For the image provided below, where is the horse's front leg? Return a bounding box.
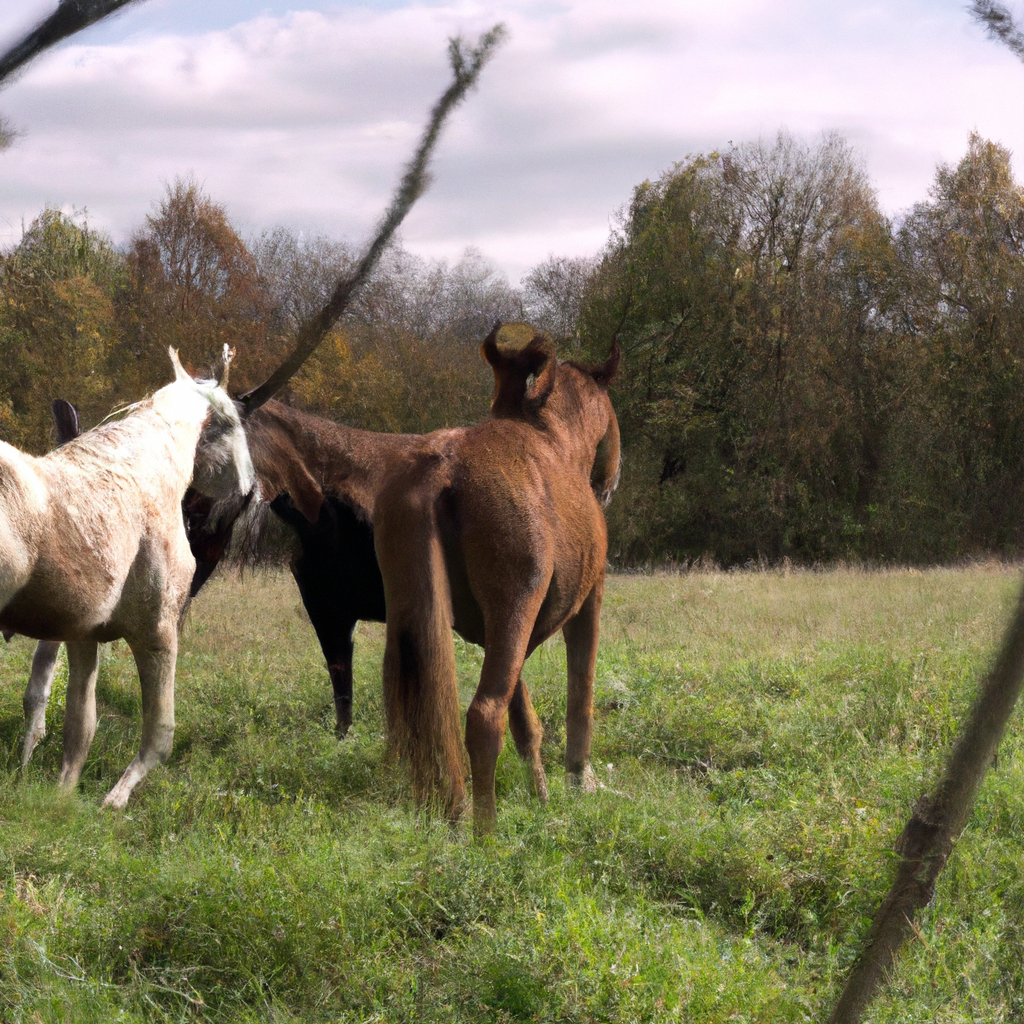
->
[562,579,604,794]
[295,570,357,738]
[58,641,100,791]
[103,632,177,809]
[327,634,356,739]
[22,640,62,766]
[507,676,548,802]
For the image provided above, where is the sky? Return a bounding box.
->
[0,0,1023,283]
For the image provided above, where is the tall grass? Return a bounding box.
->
[2,564,1022,1021]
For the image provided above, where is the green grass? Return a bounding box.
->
[2,564,1024,1021]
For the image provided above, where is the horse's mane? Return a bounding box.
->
[49,374,241,474]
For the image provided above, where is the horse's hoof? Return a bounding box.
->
[568,764,598,794]
[471,802,497,836]
[531,767,549,803]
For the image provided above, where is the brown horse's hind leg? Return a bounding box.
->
[58,641,100,791]
[103,633,177,809]
[22,640,61,766]
[563,580,604,794]
[507,677,548,802]
[466,595,545,834]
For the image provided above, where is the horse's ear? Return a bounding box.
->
[168,347,192,384]
[50,399,80,446]
[218,345,236,389]
[523,334,557,402]
[480,322,502,369]
[589,338,621,386]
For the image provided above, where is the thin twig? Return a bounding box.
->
[969,0,1024,62]
[827,576,1024,1023]
[239,24,507,413]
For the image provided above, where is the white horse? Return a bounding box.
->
[8,348,255,807]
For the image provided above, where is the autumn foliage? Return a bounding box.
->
[5,132,1024,565]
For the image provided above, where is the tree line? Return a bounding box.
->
[4,131,1024,566]
[577,131,1024,565]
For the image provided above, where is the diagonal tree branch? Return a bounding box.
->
[0,0,145,86]
[239,24,507,413]
[827,578,1024,1023]
[826,7,1024,1020]
[969,0,1024,62]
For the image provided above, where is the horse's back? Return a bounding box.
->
[438,421,607,643]
[0,438,192,642]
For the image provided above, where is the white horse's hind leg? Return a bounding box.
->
[58,641,100,791]
[21,640,62,766]
[103,637,177,809]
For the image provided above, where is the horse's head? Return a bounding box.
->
[169,347,256,505]
[482,325,557,418]
[564,341,621,506]
[482,324,621,506]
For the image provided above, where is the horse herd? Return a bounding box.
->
[7,326,620,833]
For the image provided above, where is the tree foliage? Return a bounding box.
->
[0,207,124,450]
[6,133,1024,565]
[576,131,1024,564]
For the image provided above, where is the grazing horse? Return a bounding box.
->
[374,329,620,830]
[6,349,255,807]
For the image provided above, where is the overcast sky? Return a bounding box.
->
[0,0,1022,282]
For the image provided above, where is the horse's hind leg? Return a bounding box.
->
[507,677,548,802]
[103,633,177,809]
[466,593,546,834]
[58,641,100,791]
[326,636,355,739]
[22,641,62,766]
[562,579,604,794]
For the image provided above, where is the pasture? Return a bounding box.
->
[2,564,1023,1022]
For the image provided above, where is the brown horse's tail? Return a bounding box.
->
[379,504,466,819]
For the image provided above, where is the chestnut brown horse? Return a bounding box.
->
[29,331,618,828]
[374,328,620,830]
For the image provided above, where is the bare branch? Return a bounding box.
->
[0,0,146,86]
[969,0,1024,62]
[827,575,1024,1023]
[239,24,507,413]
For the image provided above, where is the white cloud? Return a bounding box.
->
[1,0,1023,282]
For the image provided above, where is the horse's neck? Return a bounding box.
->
[253,402,416,504]
[92,386,209,494]
[545,388,617,484]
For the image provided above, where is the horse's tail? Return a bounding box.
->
[379,498,466,819]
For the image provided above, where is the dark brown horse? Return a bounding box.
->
[374,329,620,830]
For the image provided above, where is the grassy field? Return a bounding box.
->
[2,564,1024,1022]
